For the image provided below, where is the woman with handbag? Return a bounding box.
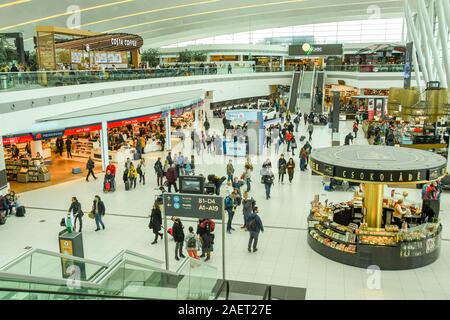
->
[149,203,163,244]
[92,195,105,231]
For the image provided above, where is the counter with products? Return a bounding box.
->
[5,157,51,183]
[308,198,442,269]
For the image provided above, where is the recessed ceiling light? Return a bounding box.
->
[0,0,31,9]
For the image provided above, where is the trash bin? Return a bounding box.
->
[0,74,8,89]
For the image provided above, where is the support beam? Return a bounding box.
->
[0,137,8,196]
[100,121,109,172]
[417,0,448,87]
[443,0,450,31]
[165,112,172,151]
[417,9,435,81]
[436,0,450,89]
[405,2,430,84]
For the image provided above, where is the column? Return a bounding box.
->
[194,105,199,132]
[130,49,141,69]
[331,91,340,146]
[165,112,172,150]
[0,136,8,195]
[436,0,450,89]
[201,101,206,125]
[281,56,285,71]
[100,121,109,172]
[363,183,384,229]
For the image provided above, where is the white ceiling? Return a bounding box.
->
[0,0,405,50]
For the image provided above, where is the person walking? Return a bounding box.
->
[106,161,116,190]
[149,203,163,244]
[227,63,232,74]
[225,189,241,234]
[166,152,173,166]
[86,157,97,182]
[261,167,275,200]
[172,217,186,261]
[353,120,359,138]
[300,147,308,171]
[128,163,138,189]
[166,164,178,192]
[247,206,264,253]
[56,137,64,156]
[154,157,164,187]
[65,138,72,158]
[294,113,301,132]
[278,154,287,183]
[197,219,213,262]
[307,122,314,141]
[303,113,308,125]
[68,197,83,232]
[137,158,146,185]
[92,195,105,231]
[185,226,199,259]
[243,165,252,192]
[290,136,297,156]
[241,191,255,230]
[226,160,234,183]
[287,158,295,183]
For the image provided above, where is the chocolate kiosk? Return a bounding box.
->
[308,145,446,270]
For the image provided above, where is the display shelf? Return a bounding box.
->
[319,220,350,235]
[314,224,356,245]
[309,229,357,254]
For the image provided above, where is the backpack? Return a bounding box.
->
[208,220,216,232]
[187,235,196,248]
[247,217,257,232]
[225,196,233,209]
[137,165,142,174]
[294,116,299,124]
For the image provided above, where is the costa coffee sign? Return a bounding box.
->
[111,38,138,47]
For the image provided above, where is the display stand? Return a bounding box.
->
[58,231,86,280]
[308,145,446,270]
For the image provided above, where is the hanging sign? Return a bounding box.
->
[64,124,102,136]
[32,130,65,140]
[2,134,33,145]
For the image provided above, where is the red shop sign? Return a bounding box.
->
[107,113,163,129]
[2,134,33,145]
[64,124,102,136]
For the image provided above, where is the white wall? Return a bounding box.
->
[325,71,424,89]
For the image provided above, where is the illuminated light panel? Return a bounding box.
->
[82,0,221,27]
[0,0,135,31]
[0,0,31,9]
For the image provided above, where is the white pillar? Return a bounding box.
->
[0,137,8,195]
[165,112,172,150]
[281,56,285,71]
[443,0,450,31]
[201,100,206,125]
[416,10,435,81]
[412,46,423,93]
[194,105,199,132]
[417,0,447,87]
[100,121,109,171]
[405,3,430,83]
[436,0,450,88]
[30,140,43,157]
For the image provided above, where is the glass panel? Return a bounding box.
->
[177,258,218,300]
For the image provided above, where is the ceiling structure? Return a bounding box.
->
[0,0,405,50]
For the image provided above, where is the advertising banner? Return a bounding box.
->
[64,124,102,136]
[2,134,33,145]
[289,43,343,56]
[32,130,65,140]
[368,99,375,121]
[404,42,413,89]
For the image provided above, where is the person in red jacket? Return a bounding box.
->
[286,131,293,152]
[166,164,178,192]
[106,161,116,176]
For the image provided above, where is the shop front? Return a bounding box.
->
[308,145,446,270]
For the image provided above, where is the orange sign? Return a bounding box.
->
[59,239,73,256]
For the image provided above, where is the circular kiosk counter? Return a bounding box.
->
[307,145,446,270]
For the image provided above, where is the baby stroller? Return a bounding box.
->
[103,177,115,193]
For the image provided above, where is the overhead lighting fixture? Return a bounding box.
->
[0,0,135,32]
[105,0,307,32]
[0,0,31,9]
[82,0,221,28]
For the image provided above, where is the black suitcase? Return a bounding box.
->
[125,180,130,191]
[300,136,306,142]
[133,152,141,160]
[0,213,6,225]
[16,206,26,217]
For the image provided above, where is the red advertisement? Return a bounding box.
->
[368,99,375,121]
[64,124,102,136]
[108,113,162,129]
[2,135,33,145]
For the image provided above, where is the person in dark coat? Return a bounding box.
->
[197,219,213,262]
[149,203,163,244]
[92,195,105,231]
[65,138,72,158]
[68,197,83,232]
[166,164,178,192]
[247,206,264,253]
[86,157,97,182]
[172,217,185,260]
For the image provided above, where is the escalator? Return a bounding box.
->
[312,71,326,113]
[287,71,302,113]
[298,69,315,114]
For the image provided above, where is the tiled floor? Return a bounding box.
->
[1,116,450,300]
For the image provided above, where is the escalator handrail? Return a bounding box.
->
[175,256,218,274]
[0,247,34,271]
[0,286,148,300]
[262,285,272,300]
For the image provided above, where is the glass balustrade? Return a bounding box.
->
[325,64,408,72]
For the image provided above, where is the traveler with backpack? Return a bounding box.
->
[197,219,215,262]
[149,203,163,244]
[154,157,164,187]
[166,164,178,192]
[225,189,241,234]
[68,197,83,232]
[123,167,130,190]
[128,163,138,189]
[294,113,301,132]
[247,206,264,253]
[172,217,186,261]
[137,158,146,185]
[261,167,275,200]
[92,195,105,231]
[185,226,199,259]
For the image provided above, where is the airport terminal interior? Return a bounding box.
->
[1,0,450,301]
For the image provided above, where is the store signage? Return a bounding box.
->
[403,42,413,89]
[310,158,446,183]
[110,38,138,47]
[289,44,343,56]
[2,135,33,145]
[163,193,223,220]
[64,124,102,136]
[108,113,162,129]
[32,130,65,140]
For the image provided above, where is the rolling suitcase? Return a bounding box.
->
[0,213,6,225]
[125,180,130,191]
[16,206,26,217]
[300,136,306,142]
[133,152,141,160]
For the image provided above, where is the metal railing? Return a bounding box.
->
[325,64,407,73]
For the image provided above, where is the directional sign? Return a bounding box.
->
[163,193,223,220]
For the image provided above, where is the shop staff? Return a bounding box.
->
[393,198,408,228]
[86,157,97,182]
